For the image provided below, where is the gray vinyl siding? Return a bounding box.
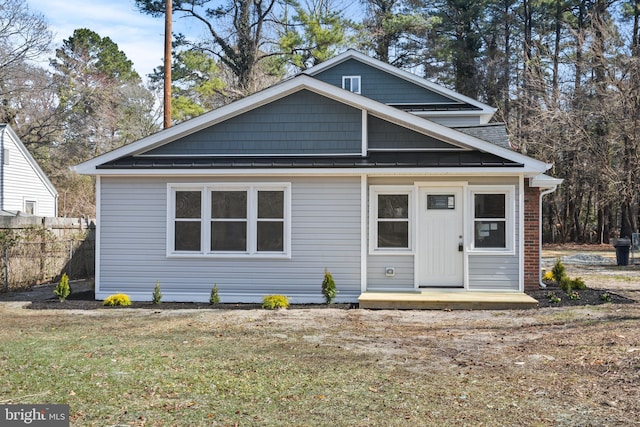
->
[98,176,362,303]
[144,90,362,156]
[367,256,415,290]
[368,115,458,150]
[313,59,459,105]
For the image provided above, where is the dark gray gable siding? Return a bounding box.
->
[143,90,362,156]
[368,115,460,150]
[312,58,463,105]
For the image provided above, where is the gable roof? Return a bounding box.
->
[0,124,58,198]
[303,50,497,123]
[74,74,550,177]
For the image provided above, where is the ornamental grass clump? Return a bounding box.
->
[321,269,337,304]
[152,281,162,304]
[262,295,289,310]
[103,294,132,307]
[53,273,71,302]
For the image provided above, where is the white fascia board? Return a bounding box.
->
[303,49,497,121]
[529,173,564,188]
[86,166,543,178]
[75,73,548,175]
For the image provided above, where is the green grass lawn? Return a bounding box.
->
[2,306,639,426]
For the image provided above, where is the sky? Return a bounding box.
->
[27,0,202,81]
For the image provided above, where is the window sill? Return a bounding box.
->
[167,252,291,260]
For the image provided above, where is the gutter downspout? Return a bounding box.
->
[538,186,559,288]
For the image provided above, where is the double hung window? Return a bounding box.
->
[370,186,414,253]
[470,186,514,252]
[169,184,289,257]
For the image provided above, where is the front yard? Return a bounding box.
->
[1,303,639,426]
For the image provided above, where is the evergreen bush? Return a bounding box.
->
[321,269,337,304]
[53,273,71,302]
[210,284,220,304]
[152,281,162,304]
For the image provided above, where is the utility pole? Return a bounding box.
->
[163,0,172,129]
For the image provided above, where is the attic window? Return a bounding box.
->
[342,76,361,94]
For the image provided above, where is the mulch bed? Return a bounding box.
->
[28,291,357,310]
[527,285,635,308]
[23,287,636,310]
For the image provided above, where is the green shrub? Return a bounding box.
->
[559,276,573,293]
[545,291,561,304]
[152,281,162,304]
[210,284,220,305]
[53,273,71,302]
[262,295,289,310]
[551,258,567,282]
[321,269,337,304]
[103,294,132,307]
[568,291,580,300]
[600,292,612,302]
[571,277,587,290]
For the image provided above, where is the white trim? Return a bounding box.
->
[95,176,101,296]
[86,167,545,178]
[369,185,416,255]
[342,75,361,94]
[519,175,525,292]
[360,175,368,293]
[361,109,368,156]
[167,182,291,258]
[23,198,37,215]
[303,50,497,123]
[73,74,551,176]
[467,185,516,255]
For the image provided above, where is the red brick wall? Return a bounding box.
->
[524,182,540,291]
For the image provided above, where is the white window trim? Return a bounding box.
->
[167,183,291,259]
[23,199,37,215]
[342,75,361,94]
[369,185,415,255]
[467,185,515,255]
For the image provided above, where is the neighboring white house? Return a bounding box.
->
[0,124,58,217]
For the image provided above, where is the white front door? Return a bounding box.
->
[416,187,464,288]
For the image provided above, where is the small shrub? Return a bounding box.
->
[152,281,162,304]
[210,284,220,305]
[568,291,580,300]
[542,271,554,282]
[551,258,567,282]
[545,291,561,304]
[571,277,587,290]
[321,269,337,304]
[103,294,132,307]
[262,295,289,310]
[559,276,573,293]
[53,273,71,302]
[600,292,612,302]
